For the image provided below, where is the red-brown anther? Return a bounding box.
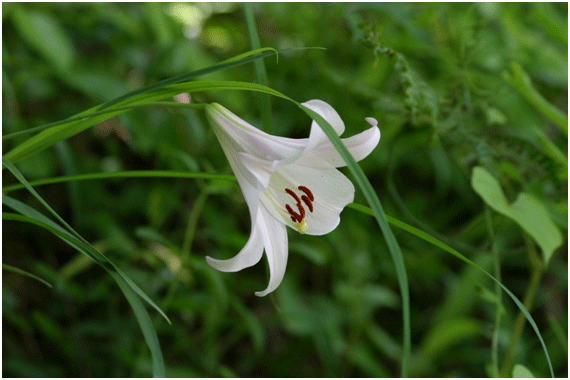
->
[301,195,313,212]
[298,186,314,202]
[285,188,301,203]
[284,186,314,224]
[286,203,304,223]
[285,204,299,222]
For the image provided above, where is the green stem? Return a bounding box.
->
[504,62,568,136]
[181,186,210,261]
[243,2,273,133]
[485,208,502,378]
[499,234,545,377]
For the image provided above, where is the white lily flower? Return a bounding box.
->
[205,99,380,296]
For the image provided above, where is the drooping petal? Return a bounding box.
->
[206,210,265,272]
[254,206,289,296]
[227,156,261,227]
[296,125,380,168]
[301,99,345,155]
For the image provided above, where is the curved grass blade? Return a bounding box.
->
[299,105,411,377]
[2,263,53,288]
[503,62,567,136]
[2,158,170,325]
[4,81,292,164]
[348,202,555,377]
[2,101,204,140]
[3,170,235,193]
[3,47,278,143]
[3,211,165,377]
[95,47,278,111]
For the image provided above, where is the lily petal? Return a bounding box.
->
[205,100,381,296]
[207,103,303,161]
[254,206,289,296]
[301,99,345,155]
[206,212,265,272]
[239,152,280,191]
[296,125,380,168]
[261,163,355,235]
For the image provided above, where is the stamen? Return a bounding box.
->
[298,186,314,202]
[286,203,305,223]
[285,204,301,222]
[285,188,301,203]
[301,195,313,212]
[297,202,306,220]
[284,186,314,231]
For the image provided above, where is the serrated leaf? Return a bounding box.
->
[471,166,562,264]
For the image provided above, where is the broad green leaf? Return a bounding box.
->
[12,7,74,71]
[513,364,535,378]
[471,166,562,264]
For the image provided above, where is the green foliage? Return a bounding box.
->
[3,3,567,377]
[471,166,562,264]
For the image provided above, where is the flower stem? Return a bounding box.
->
[181,186,210,261]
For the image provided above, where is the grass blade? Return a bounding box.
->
[298,105,411,377]
[4,81,292,164]
[2,158,171,324]
[3,170,235,193]
[2,263,53,288]
[348,202,555,377]
[3,212,165,377]
[503,62,568,136]
[244,3,273,132]
[94,47,278,111]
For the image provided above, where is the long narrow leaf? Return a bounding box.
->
[3,170,235,193]
[298,105,411,376]
[2,263,53,288]
[4,81,292,164]
[244,3,273,132]
[348,202,555,377]
[2,211,165,377]
[3,46,279,160]
[95,47,278,111]
[2,159,170,324]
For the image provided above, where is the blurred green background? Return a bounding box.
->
[2,2,567,377]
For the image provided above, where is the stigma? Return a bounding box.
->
[296,220,308,234]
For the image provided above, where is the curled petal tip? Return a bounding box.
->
[365,117,378,127]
